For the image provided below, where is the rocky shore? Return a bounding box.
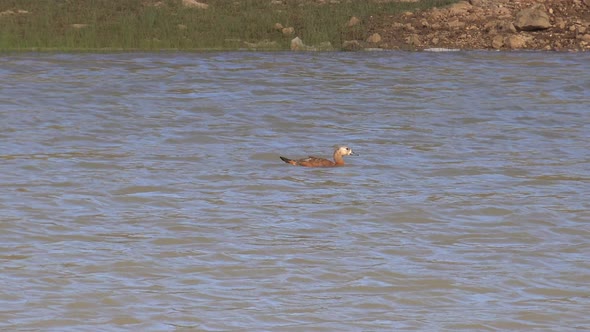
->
[2,0,588,52]
[355,0,590,51]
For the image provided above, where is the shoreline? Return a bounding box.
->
[365,0,590,52]
[1,0,588,52]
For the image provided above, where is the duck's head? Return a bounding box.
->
[335,146,357,156]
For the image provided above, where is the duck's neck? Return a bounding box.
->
[333,151,345,165]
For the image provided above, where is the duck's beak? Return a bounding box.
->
[350,151,358,156]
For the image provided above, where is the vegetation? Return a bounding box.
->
[0,0,458,51]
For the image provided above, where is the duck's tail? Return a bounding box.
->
[280,156,297,165]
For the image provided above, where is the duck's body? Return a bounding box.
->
[280,146,356,167]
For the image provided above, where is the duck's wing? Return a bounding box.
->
[296,156,335,167]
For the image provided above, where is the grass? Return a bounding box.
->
[0,0,458,51]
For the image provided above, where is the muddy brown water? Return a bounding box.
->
[1,52,589,331]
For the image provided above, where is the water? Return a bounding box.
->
[1,51,589,331]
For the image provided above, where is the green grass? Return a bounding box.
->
[0,0,458,51]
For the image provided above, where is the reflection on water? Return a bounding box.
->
[1,52,589,331]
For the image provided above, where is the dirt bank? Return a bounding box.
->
[359,0,590,51]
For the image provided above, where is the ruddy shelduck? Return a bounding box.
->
[280,146,357,167]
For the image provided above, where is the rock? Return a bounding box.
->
[347,16,360,27]
[177,24,187,30]
[71,24,88,29]
[447,19,466,29]
[428,8,445,21]
[514,5,551,31]
[355,0,589,51]
[182,0,208,9]
[244,40,279,50]
[290,37,305,51]
[448,1,472,15]
[274,23,284,31]
[491,35,504,49]
[404,23,416,32]
[505,35,526,49]
[495,7,512,17]
[485,20,517,34]
[407,34,421,46]
[315,41,334,51]
[342,40,362,51]
[0,9,28,16]
[282,27,295,36]
[366,33,382,43]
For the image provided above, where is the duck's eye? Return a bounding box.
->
[346,147,350,151]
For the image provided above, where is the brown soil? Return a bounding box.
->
[359,0,590,51]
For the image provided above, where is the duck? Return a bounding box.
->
[280,146,357,167]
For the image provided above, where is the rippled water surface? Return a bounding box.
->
[1,51,589,331]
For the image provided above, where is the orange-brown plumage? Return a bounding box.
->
[280,146,357,167]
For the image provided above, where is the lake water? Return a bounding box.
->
[1,51,589,331]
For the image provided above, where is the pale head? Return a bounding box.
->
[334,145,357,156]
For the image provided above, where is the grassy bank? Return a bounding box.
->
[0,0,457,51]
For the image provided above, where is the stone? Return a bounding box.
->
[404,23,416,32]
[182,0,208,9]
[366,33,382,43]
[581,34,590,42]
[448,1,472,16]
[315,41,334,51]
[514,5,551,31]
[485,20,517,34]
[0,9,28,16]
[342,40,362,51]
[282,27,295,36]
[495,7,512,17]
[407,34,421,46]
[492,35,504,49]
[347,16,360,27]
[274,23,284,31]
[555,18,566,30]
[447,19,466,29]
[288,38,332,51]
[290,37,305,51]
[71,24,88,29]
[505,35,526,49]
[244,40,279,50]
[428,8,445,21]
